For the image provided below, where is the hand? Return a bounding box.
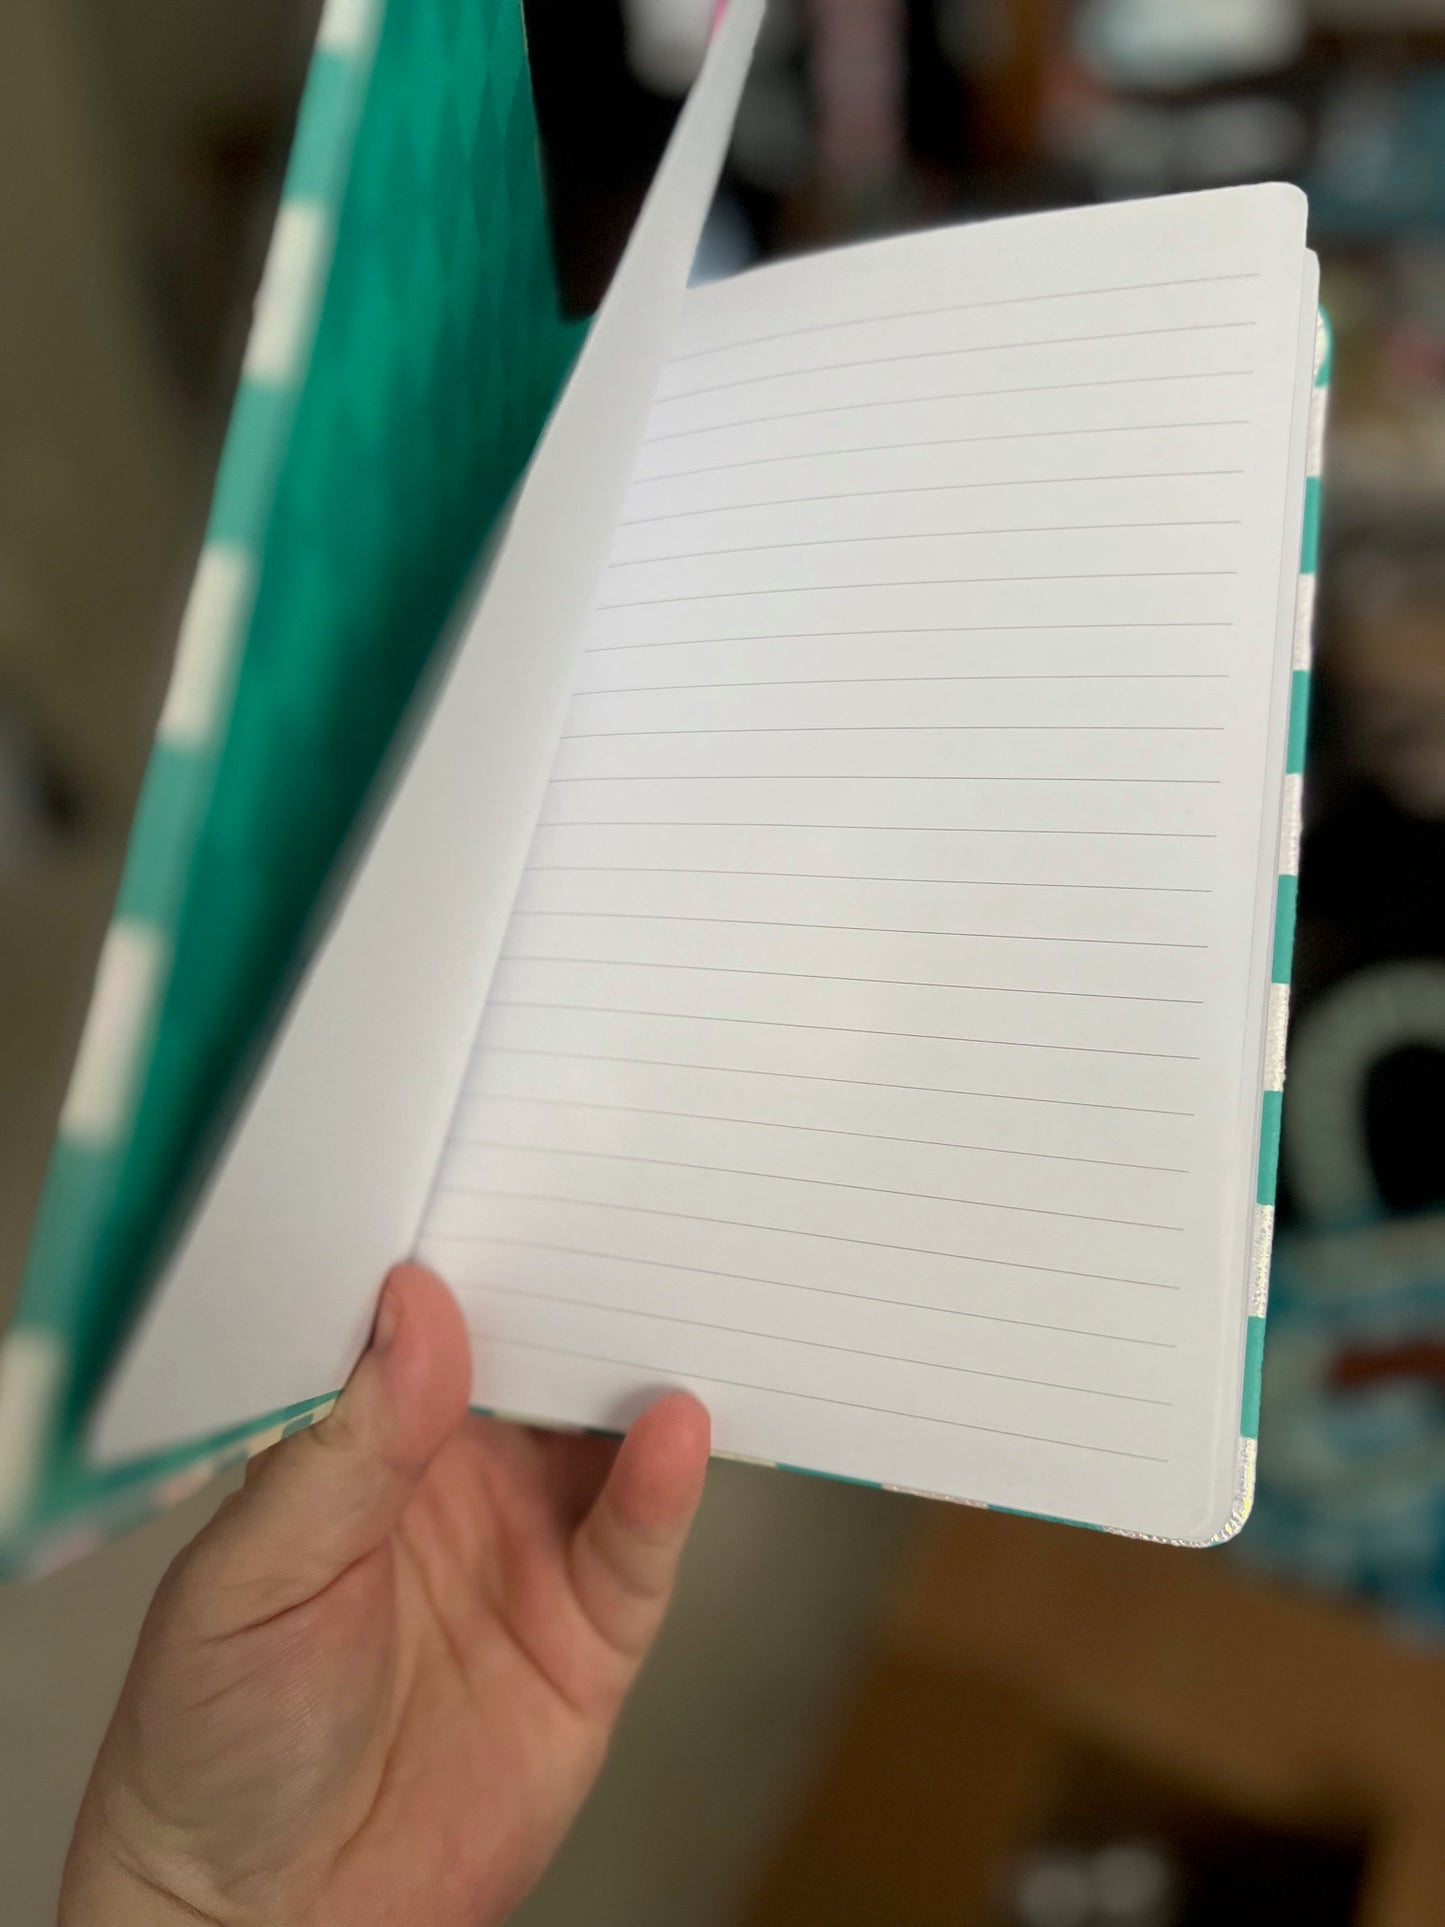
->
[61,1264,710,1926]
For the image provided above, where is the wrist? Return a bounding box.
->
[61,1813,228,1927]
[61,1853,221,1927]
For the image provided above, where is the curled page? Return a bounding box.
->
[90,0,766,1464]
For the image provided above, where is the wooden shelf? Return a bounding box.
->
[744,1505,1445,1926]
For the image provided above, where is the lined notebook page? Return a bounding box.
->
[418,188,1313,1539]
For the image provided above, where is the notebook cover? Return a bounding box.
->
[0,0,583,1574]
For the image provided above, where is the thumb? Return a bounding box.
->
[567,1391,711,1690]
[181,1264,472,1629]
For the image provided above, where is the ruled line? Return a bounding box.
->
[612,517,1242,565]
[641,369,1253,447]
[507,914,1207,947]
[447,1143,1184,1230]
[638,420,1252,484]
[488,1000,1199,1060]
[618,469,1248,526]
[540,821,1219,840]
[460,1280,1174,1406]
[560,724,1225,739]
[596,569,1238,610]
[587,621,1232,654]
[547,775,1222,787]
[659,320,1254,404]
[432,1189,1178,1288]
[425,1236,1178,1346]
[476,1047,1196,1116]
[446,1133,1179,1225]
[662,271,1260,364]
[578,674,1231,692]
[499,954,1206,1005]
[480,1337,1172,1461]
[525,865,1210,894]
[454,1094,1188,1171]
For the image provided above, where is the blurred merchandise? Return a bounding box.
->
[804,0,910,231]
[1003,1839,1180,1927]
[1329,538,1445,817]
[727,0,813,201]
[619,0,713,94]
[1074,0,1304,92]
[1245,963,1445,1624]
[1309,68,1445,239]
[998,1817,1359,1927]
[1246,58,1445,1616]
[1311,0,1445,24]
[1318,249,1445,514]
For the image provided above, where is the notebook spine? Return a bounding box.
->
[1219,306,1331,1544]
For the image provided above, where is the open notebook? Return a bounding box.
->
[1,0,1326,1561]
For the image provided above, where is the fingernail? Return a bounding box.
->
[373,1281,403,1353]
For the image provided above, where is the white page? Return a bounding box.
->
[88,0,765,1464]
[419,187,1315,1541]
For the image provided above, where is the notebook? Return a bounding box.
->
[0,0,1327,1566]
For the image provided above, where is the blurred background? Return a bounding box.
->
[2,0,1445,1921]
